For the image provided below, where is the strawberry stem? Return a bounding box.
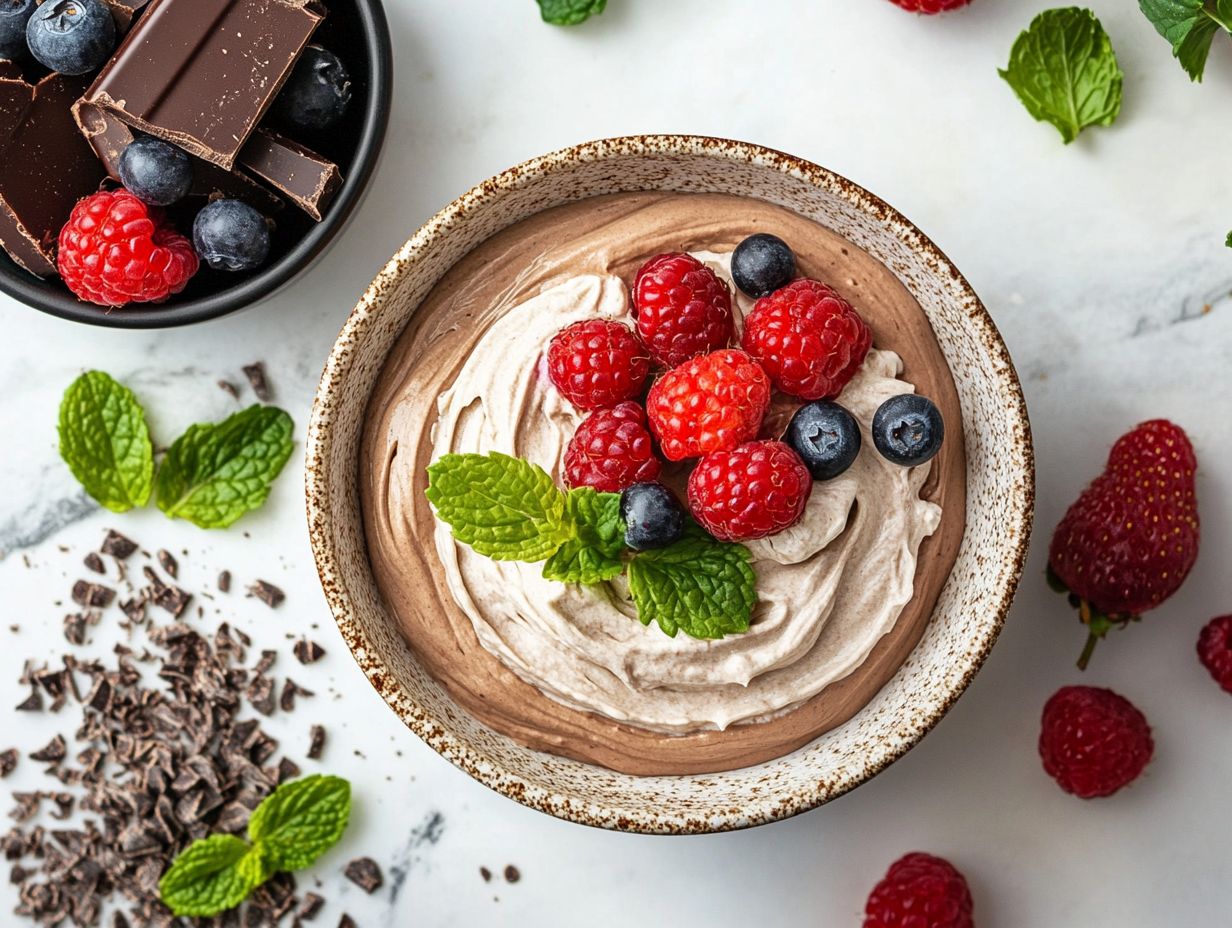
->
[1077,630,1100,670]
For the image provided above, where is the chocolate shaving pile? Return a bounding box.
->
[3,531,350,927]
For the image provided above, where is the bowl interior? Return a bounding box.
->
[0,0,392,329]
[307,137,1034,834]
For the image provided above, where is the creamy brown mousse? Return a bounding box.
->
[360,192,966,776]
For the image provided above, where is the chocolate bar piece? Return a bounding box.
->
[102,0,152,31]
[0,75,106,277]
[74,102,283,214]
[238,129,341,221]
[82,0,325,170]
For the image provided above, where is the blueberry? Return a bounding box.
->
[271,45,351,133]
[0,0,36,61]
[871,394,944,466]
[620,482,685,551]
[118,137,194,206]
[786,401,861,480]
[192,200,271,272]
[731,233,796,298]
[25,0,114,76]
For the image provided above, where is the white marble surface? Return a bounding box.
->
[3,0,1231,924]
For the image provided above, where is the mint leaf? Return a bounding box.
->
[425,453,572,561]
[1226,230,1232,247]
[247,775,351,873]
[1139,0,1231,81]
[537,0,605,25]
[999,8,1123,143]
[159,834,262,917]
[542,488,624,583]
[155,405,294,529]
[627,526,756,640]
[58,371,153,512]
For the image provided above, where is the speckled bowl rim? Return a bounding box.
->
[306,135,1035,834]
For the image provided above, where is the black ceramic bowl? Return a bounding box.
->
[0,0,392,329]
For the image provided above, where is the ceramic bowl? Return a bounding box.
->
[306,135,1034,834]
[0,0,393,329]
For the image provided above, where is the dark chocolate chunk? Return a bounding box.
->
[255,649,277,674]
[248,580,285,608]
[504,865,520,883]
[293,638,325,664]
[72,580,115,608]
[81,0,325,169]
[280,678,312,712]
[238,129,342,221]
[64,613,88,645]
[15,690,42,712]
[247,675,275,716]
[0,749,16,778]
[344,857,383,894]
[119,597,147,624]
[0,73,106,276]
[83,552,105,575]
[479,866,491,882]
[101,530,139,559]
[242,362,272,401]
[218,379,240,399]
[156,549,178,578]
[338,916,357,928]
[307,725,325,760]
[276,756,300,783]
[298,891,325,920]
[153,584,191,617]
[218,569,232,593]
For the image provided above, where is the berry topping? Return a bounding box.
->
[25,0,115,75]
[271,45,352,133]
[57,190,199,307]
[646,349,770,461]
[118,136,194,207]
[863,852,974,928]
[730,233,796,298]
[887,0,974,12]
[632,252,734,367]
[620,482,685,551]
[0,0,36,61]
[192,199,272,272]
[1197,615,1232,694]
[1039,685,1153,799]
[786,400,862,480]
[872,394,944,466]
[564,401,662,492]
[740,278,871,400]
[1048,420,1199,668]
[546,319,650,410]
[687,440,812,541]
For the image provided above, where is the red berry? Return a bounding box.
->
[546,319,650,410]
[564,402,662,492]
[646,349,770,462]
[741,278,871,400]
[57,190,199,307]
[687,440,812,541]
[1197,615,1232,694]
[863,852,973,928]
[1039,685,1153,799]
[633,252,734,367]
[1048,420,1199,668]
[887,0,974,13]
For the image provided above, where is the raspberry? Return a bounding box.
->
[1197,615,1232,694]
[887,0,974,13]
[57,190,199,307]
[546,319,650,410]
[741,278,871,400]
[863,853,973,928]
[687,440,812,541]
[646,349,770,461]
[564,402,662,492]
[1039,686,1153,799]
[632,252,734,367]
[1048,420,1199,668]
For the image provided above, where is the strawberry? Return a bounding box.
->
[1048,420,1199,668]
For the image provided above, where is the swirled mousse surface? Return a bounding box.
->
[360,192,966,776]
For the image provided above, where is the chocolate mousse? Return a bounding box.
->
[360,192,967,776]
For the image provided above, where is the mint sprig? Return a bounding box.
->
[58,371,154,512]
[159,775,351,918]
[536,0,606,26]
[156,405,294,529]
[1140,0,1232,81]
[999,8,1123,144]
[426,453,758,640]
